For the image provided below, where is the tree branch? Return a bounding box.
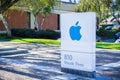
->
[0,0,19,13]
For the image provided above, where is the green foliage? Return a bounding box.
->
[76,0,120,25]
[40,30,60,39]
[0,33,7,37]
[15,0,58,18]
[17,0,57,16]
[76,0,112,19]
[97,28,108,37]
[0,0,19,13]
[115,0,120,11]
[15,0,58,30]
[107,29,120,38]
[97,27,120,38]
[0,0,19,37]
[11,28,60,39]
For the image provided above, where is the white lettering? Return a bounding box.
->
[75,62,84,67]
[64,61,74,65]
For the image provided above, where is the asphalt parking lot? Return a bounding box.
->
[0,42,120,80]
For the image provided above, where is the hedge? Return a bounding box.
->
[97,28,120,38]
[11,28,60,39]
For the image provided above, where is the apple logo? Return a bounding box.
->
[69,21,82,41]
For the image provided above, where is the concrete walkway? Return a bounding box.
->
[0,41,120,80]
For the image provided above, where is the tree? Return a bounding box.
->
[112,0,120,24]
[76,0,120,25]
[16,0,57,31]
[0,0,19,37]
[0,0,19,13]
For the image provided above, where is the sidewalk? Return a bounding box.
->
[0,41,120,80]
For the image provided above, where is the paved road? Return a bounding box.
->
[0,42,120,80]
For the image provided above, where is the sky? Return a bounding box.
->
[61,0,80,3]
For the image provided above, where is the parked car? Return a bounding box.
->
[114,32,120,40]
[105,25,120,30]
[105,26,113,30]
[112,25,120,29]
[115,39,120,43]
[96,35,101,42]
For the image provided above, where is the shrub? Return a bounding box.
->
[11,28,60,39]
[40,30,60,39]
[97,28,120,39]
[107,29,120,38]
[0,33,7,38]
[96,28,108,37]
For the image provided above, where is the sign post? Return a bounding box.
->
[61,12,96,78]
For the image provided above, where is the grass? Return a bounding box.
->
[0,37,61,45]
[96,42,120,50]
[0,37,120,50]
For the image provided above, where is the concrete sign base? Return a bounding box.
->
[61,68,96,78]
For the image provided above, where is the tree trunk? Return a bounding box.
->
[0,13,12,37]
[34,14,39,31]
[40,17,45,30]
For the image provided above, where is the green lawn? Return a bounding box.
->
[0,38,60,45]
[0,38,120,50]
[96,42,120,50]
